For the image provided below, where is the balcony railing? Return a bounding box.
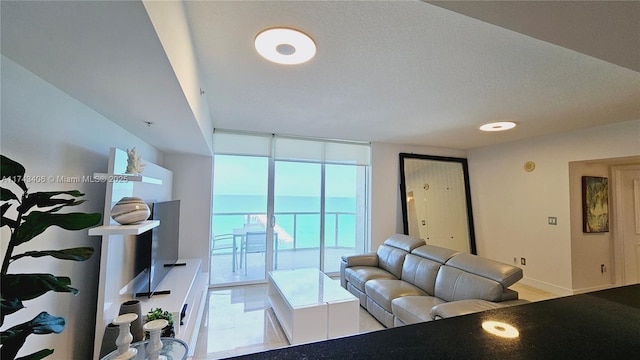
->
[212,211,358,250]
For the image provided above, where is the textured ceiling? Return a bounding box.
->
[428,0,640,72]
[185,0,640,149]
[2,1,639,155]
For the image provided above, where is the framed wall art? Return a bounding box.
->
[582,176,609,233]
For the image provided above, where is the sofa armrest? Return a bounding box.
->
[341,253,379,267]
[430,299,504,320]
[340,253,379,288]
[501,288,519,301]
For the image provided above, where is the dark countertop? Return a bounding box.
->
[231,284,640,359]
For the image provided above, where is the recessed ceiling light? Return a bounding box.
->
[479,121,517,132]
[254,28,316,65]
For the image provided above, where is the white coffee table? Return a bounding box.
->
[268,268,359,345]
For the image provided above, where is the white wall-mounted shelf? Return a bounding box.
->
[88,220,159,236]
[93,173,163,185]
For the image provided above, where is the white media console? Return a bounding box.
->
[130,259,207,353]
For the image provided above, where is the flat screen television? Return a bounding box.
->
[134,199,181,297]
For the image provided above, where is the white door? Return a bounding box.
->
[620,169,640,284]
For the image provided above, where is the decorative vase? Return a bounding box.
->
[119,300,144,342]
[111,197,150,225]
[99,323,120,358]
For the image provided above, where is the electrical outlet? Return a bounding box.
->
[513,257,517,264]
[520,257,526,266]
[601,264,606,273]
[548,217,557,225]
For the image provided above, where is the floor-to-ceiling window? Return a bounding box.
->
[323,163,367,273]
[210,131,370,286]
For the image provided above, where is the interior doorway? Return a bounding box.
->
[612,165,640,285]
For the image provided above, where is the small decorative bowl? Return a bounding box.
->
[111,197,150,225]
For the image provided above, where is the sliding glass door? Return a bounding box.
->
[210,132,369,286]
[323,164,368,273]
[210,155,271,285]
[273,161,321,270]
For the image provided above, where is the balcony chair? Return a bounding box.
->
[211,233,239,271]
[243,231,279,275]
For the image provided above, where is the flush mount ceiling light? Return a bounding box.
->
[254,28,316,65]
[479,121,517,132]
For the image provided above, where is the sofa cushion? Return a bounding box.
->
[374,234,424,278]
[366,297,395,328]
[383,234,425,252]
[376,245,409,279]
[434,265,504,302]
[345,266,397,292]
[430,299,504,319]
[400,254,442,295]
[445,253,523,288]
[391,296,446,325]
[365,279,428,312]
[346,283,368,307]
[411,244,458,263]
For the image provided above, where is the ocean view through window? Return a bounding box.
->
[210,132,370,286]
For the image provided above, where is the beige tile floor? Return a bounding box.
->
[190,282,556,360]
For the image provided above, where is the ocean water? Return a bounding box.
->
[213,195,358,249]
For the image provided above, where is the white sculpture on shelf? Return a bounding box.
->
[112,313,138,359]
[125,147,145,174]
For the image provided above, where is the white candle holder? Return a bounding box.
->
[143,319,169,360]
[112,313,138,359]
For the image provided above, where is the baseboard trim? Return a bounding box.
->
[520,277,619,296]
[570,284,617,295]
[519,277,573,296]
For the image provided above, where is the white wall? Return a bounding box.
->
[370,142,465,251]
[163,153,213,272]
[1,56,161,359]
[568,161,612,291]
[142,0,214,154]
[467,120,640,295]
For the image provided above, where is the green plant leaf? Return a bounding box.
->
[2,274,79,303]
[45,200,86,214]
[16,349,55,360]
[146,307,174,327]
[29,312,65,334]
[1,187,19,201]
[11,247,94,262]
[1,202,11,216]
[1,297,25,313]
[1,312,64,360]
[14,211,101,246]
[1,202,18,229]
[17,191,86,214]
[1,297,25,324]
[1,217,18,229]
[0,155,27,192]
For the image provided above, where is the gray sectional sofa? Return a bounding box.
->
[340,234,526,328]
